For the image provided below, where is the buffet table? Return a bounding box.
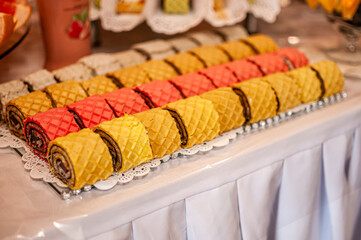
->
[1,2,361,240]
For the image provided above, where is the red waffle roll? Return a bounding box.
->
[133,80,183,108]
[199,65,239,88]
[224,60,263,82]
[67,95,115,129]
[246,53,290,76]
[101,88,149,117]
[274,47,309,69]
[169,72,216,98]
[24,107,79,160]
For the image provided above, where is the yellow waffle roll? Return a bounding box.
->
[189,46,231,67]
[165,53,206,74]
[108,65,151,88]
[310,60,344,98]
[44,80,88,107]
[286,66,322,103]
[81,75,121,96]
[232,78,278,124]
[93,115,153,173]
[218,41,255,60]
[242,34,279,54]
[200,87,246,133]
[138,60,179,81]
[5,91,53,139]
[134,108,181,158]
[262,73,302,113]
[164,96,220,148]
[48,129,113,190]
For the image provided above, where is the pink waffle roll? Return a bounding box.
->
[199,65,239,88]
[224,60,263,82]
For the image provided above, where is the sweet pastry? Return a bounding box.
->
[247,53,290,76]
[116,0,145,14]
[81,75,121,96]
[108,65,151,88]
[167,36,199,53]
[52,62,94,82]
[44,80,88,107]
[93,114,153,172]
[5,91,53,139]
[24,107,79,160]
[163,0,190,14]
[134,108,181,158]
[241,34,279,54]
[138,60,179,81]
[186,31,224,46]
[286,66,322,103]
[165,53,205,74]
[101,88,149,117]
[232,78,278,124]
[67,95,115,129]
[224,59,263,82]
[199,65,239,88]
[79,53,122,76]
[0,79,30,122]
[112,49,148,68]
[163,96,220,148]
[133,39,176,60]
[22,69,57,91]
[133,80,183,108]
[169,72,216,97]
[218,41,255,60]
[200,87,245,133]
[189,46,231,67]
[274,47,309,69]
[214,25,248,41]
[310,60,344,98]
[47,128,113,190]
[261,73,302,113]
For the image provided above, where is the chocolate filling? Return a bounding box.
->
[239,39,260,55]
[212,29,228,42]
[280,55,295,70]
[24,122,50,157]
[185,36,202,46]
[6,105,26,139]
[22,80,34,92]
[134,90,156,108]
[246,59,266,76]
[163,59,182,75]
[68,110,85,129]
[165,109,188,146]
[232,87,252,124]
[94,129,122,172]
[49,145,75,187]
[188,51,208,68]
[42,90,57,108]
[105,74,124,89]
[170,46,179,54]
[197,72,218,88]
[268,85,281,113]
[168,81,186,99]
[29,129,44,149]
[216,46,233,62]
[224,66,242,82]
[310,67,326,100]
[133,48,152,61]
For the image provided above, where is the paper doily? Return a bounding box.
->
[0,92,347,199]
[205,0,248,27]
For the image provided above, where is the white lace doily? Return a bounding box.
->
[144,0,207,35]
[247,0,281,23]
[205,0,248,27]
[0,92,347,199]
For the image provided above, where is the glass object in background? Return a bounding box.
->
[36,0,91,71]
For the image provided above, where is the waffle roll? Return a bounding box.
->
[134,108,181,158]
[132,39,176,60]
[246,53,290,76]
[189,46,231,67]
[261,73,302,113]
[310,60,344,98]
[200,87,246,133]
[101,88,149,117]
[168,37,199,53]
[241,34,279,54]
[6,91,53,139]
[169,72,216,98]
[163,0,190,14]
[163,96,220,148]
[79,53,122,76]
[44,80,88,107]
[52,63,94,82]
[107,65,151,88]
[218,41,255,60]
[224,60,263,82]
[81,75,122,96]
[199,65,239,88]
[274,47,309,69]
[165,53,206,75]
[112,50,148,68]
[67,95,115,129]
[138,60,179,81]
[93,114,153,172]
[24,107,79,160]
[232,78,278,124]
[133,80,183,108]
[214,25,248,42]
[48,129,113,190]
[22,69,57,91]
